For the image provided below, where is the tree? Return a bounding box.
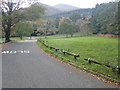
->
[118,1,120,35]
[24,3,45,21]
[44,18,59,36]
[0,10,2,38]
[90,2,118,35]
[12,22,33,37]
[59,17,78,37]
[70,12,82,22]
[76,19,91,36]
[0,0,45,42]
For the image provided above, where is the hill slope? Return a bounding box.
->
[48,8,94,18]
[53,4,79,11]
[39,3,63,15]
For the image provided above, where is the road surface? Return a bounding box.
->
[2,40,118,88]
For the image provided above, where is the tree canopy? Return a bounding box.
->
[59,17,79,37]
[1,0,45,42]
[12,21,33,37]
[90,2,119,35]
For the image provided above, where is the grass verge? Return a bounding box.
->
[0,37,29,44]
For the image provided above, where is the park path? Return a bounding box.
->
[2,40,118,88]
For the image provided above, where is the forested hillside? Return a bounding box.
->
[90,2,119,35]
[44,1,119,36]
[43,8,94,36]
[48,8,93,19]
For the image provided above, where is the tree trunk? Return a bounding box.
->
[5,29,11,42]
[45,36,47,39]
[71,34,73,37]
[5,23,11,42]
[66,34,68,38]
[4,20,12,42]
[20,35,23,40]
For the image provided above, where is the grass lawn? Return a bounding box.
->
[47,36,118,66]
[0,37,29,44]
[37,35,119,80]
[10,37,28,41]
[0,38,3,44]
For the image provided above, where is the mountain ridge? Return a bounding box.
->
[38,2,63,16]
[53,4,79,11]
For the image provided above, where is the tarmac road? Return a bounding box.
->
[2,40,118,88]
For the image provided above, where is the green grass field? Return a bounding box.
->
[0,38,3,44]
[47,36,118,66]
[37,35,119,80]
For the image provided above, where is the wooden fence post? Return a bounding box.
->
[74,56,76,59]
[116,66,120,74]
[88,58,91,64]
[63,51,65,55]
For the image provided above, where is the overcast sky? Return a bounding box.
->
[38,0,114,8]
